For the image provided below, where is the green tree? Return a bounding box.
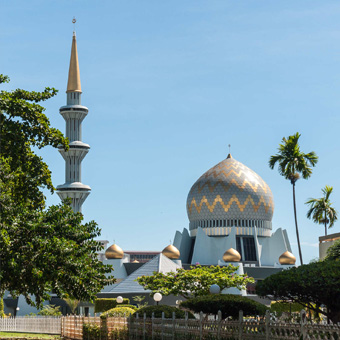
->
[0,75,115,307]
[136,264,254,299]
[269,132,318,265]
[305,186,338,236]
[325,239,340,261]
[256,261,340,323]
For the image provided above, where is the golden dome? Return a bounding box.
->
[186,155,274,237]
[162,245,180,259]
[223,248,241,262]
[279,251,296,265]
[132,259,139,263]
[105,244,124,259]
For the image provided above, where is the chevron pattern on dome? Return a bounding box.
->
[188,194,274,215]
[186,155,274,226]
[196,163,270,194]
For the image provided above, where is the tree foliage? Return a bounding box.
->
[181,294,268,319]
[37,305,62,316]
[0,75,114,306]
[306,186,338,236]
[269,132,318,265]
[0,75,68,210]
[136,264,254,299]
[325,239,340,261]
[256,261,340,323]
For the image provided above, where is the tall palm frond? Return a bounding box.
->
[269,132,318,265]
[306,186,338,236]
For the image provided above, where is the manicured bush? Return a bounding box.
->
[134,305,195,319]
[181,294,268,319]
[94,298,130,313]
[101,306,136,318]
[270,301,305,316]
[119,304,138,311]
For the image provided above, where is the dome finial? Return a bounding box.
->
[162,244,180,259]
[72,17,76,35]
[227,144,232,159]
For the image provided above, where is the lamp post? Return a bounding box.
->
[116,296,123,304]
[153,293,162,305]
[209,284,221,294]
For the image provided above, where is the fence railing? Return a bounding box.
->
[60,310,340,340]
[0,316,61,334]
[2,312,340,340]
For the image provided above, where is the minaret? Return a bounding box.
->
[57,30,91,213]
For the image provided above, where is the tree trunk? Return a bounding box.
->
[324,210,327,236]
[292,182,303,265]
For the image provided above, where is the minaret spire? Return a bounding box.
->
[57,26,91,213]
[66,30,81,93]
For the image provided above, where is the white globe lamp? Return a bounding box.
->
[209,284,221,294]
[153,293,162,305]
[116,296,124,304]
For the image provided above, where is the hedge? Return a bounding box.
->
[94,298,130,313]
[133,305,195,319]
[270,301,306,316]
[101,306,136,318]
[181,294,268,319]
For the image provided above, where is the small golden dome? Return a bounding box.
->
[132,259,139,263]
[162,245,180,259]
[223,248,241,262]
[105,244,124,259]
[279,251,296,265]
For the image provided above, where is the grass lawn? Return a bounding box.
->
[0,332,60,339]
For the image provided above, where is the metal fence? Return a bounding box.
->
[60,311,340,340]
[0,316,61,334]
[2,312,340,340]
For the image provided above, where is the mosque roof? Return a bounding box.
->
[187,154,274,233]
[108,253,180,294]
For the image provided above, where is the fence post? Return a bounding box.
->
[238,310,243,340]
[185,311,188,334]
[265,309,270,340]
[199,311,203,340]
[136,313,139,340]
[152,312,154,340]
[129,313,132,340]
[143,313,146,340]
[172,312,175,340]
[217,310,222,340]
[300,310,307,340]
[161,312,164,340]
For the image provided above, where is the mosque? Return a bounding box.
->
[8,29,296,316]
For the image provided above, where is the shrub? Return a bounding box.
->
[119,304,138,311]
[134,305,195,319]
[101,306,136,318]
[83,323,104,340]
[37,305,62,316]
[94,298,130,313]
[181,294,268,319]
[110,328,129,340]
[270,301,305,316]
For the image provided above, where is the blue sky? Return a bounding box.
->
[2,0,340,264]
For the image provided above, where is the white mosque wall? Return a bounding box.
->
[174,228,192,264]
[257,228,290,266]
[191,227,237,265]
[16,296,48,317]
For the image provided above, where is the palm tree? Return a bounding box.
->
[269,132,318,265]
[306,186,338,236]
